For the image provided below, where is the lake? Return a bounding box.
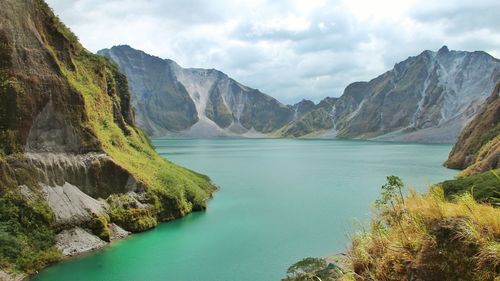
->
[33,139,457,281]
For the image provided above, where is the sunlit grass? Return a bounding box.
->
[345,185,500,281]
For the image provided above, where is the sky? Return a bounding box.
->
[46,0,500,104]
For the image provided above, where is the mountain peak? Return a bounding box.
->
[437,45,450,55]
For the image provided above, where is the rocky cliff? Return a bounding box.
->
[99,45,294,137]
[282,46,500,142]
[0,0,215,276]
[445,81,500,175]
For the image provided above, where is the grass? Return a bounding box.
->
[345,184,499,281]
[284,176,500,280]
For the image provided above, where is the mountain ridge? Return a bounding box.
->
[100,45,500,143]
[98,45,297,137]
[282,45,500,142]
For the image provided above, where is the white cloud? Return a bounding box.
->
[46,0,500,104]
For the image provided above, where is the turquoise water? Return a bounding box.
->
[33,139,457,281]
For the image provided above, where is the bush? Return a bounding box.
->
[440,169,500,205]
[0,193,61,273]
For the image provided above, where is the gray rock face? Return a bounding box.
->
[98,46,198,136]
[327,46,500,142]
[56,227,107,257]
[26,98,80,152]
[41,182,108,227]
[100,46,498,143]
[99,45,294,137]
[13,152,144,199]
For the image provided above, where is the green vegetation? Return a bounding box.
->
[440,169,500,204]
[0,177,61,274]
[285,176,500,280]
[107,194,158,232]
[87,214,111,241]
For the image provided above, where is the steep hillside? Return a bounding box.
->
[284,46,500,143]
[445,81,500,174]
[99,45,294,137]
[0,0,215,276]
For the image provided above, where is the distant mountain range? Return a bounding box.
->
[99,45,500,143]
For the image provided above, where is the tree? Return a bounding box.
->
[374,175,408,241]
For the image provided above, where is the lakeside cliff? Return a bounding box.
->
[0,0,215,278]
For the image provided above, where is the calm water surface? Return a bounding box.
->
[33,139,457,281]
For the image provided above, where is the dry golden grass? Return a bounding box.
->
[345,187,500,281]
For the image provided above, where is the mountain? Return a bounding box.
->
[281,46,500,143]
[101,46,499,143]
[0,0,215,276]
[98,45,295,137]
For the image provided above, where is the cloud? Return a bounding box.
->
[46,0,500,104]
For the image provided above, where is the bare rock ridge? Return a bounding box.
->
[100,45,500,143]
[445,81,500,175]
[0,0,215,276]
[283,46,500,142]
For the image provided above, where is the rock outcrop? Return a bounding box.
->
[445,81,500,175]
[99,45,294,137]
[0,0,215,275]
